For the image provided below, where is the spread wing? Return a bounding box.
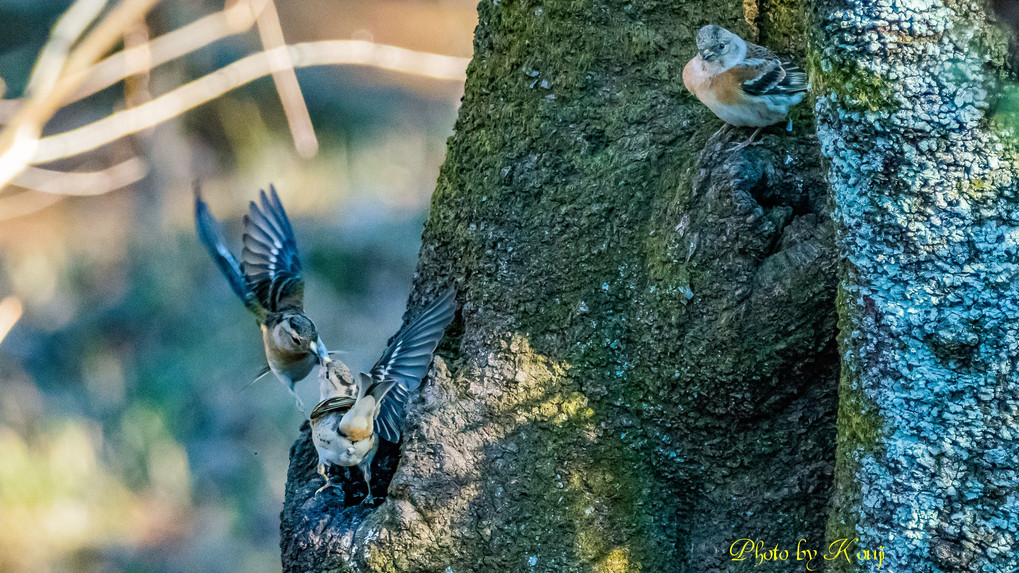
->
[194,184,260,314]
[367,289,457,443]
[241,185,305,315]
[737,45,806,97]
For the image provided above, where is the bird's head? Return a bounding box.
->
[319,358,357,400]
[275,314,326,361]
[695,25,746,69]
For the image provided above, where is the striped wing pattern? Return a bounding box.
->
[739,43,806,98]
[310,395,356,422]
[241,185,305,314]
[366,289,457,443]
[194,185,260,315]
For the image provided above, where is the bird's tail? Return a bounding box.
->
[779,63,807,94]
[193,183,249,303]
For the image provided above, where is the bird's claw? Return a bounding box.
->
[728,139,764,152]
[315,464,336,495]
[727,127,764,152]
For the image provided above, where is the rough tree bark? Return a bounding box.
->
[280,0,839,571]
[810,1,1019,571]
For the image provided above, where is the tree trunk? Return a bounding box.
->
[810,1,1019,571]
[281,1,838,571]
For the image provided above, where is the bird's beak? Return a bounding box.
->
[700,49,715,59]
[312,339,329,364]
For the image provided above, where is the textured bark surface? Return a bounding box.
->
[810,0,1019,571]
[281,1,839,571]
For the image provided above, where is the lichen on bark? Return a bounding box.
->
[811,0,1019,570]
[281,1,838,571]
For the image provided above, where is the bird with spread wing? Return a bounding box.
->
[311,288,456,504]
[194,184,329,414]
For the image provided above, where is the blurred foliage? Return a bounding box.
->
[0,0,474,570]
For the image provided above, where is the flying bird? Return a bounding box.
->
[194,184,328,413]
[311,288,457,504]
[683,25,807,150]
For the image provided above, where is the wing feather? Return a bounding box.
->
[241,185,305,313]
[739,59,807,97]
[744,41,776,62]
[193,185,262,317]
[310,395,356,422]
[366,289,457,442]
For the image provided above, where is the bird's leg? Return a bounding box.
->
[729,127,763,151]
[710,123,731,142]
[315,463,336,495]
[360,465,374,505]
[287,383,309,418]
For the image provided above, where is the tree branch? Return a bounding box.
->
[70,0,264,103]
[15,158,149,195]
[0,0,161,192]
[32,40,469,165]
[253,0,317,157]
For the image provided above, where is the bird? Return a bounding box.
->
[194,184,328,414]
[683,24,807,150]
[310,288,457,504]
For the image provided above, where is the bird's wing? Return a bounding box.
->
[241,185,305,314]
[743,41,777,64]
[310,395,356,422]
[194,184,261,315]
[735,53,807,97]
[366,289,457,443]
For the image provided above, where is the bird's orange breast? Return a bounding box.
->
[339,417,373,442]
[707,71,744,106]
[338,396,378,442]
[683,56,706,97]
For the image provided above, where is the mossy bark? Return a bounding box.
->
[281,1,838,571]
[810,0,1019,571]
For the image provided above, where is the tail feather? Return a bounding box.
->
[777,63,807,94]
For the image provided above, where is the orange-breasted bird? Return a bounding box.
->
[683,25,807,149]
[194,184,328,413]
[310,288,456,503]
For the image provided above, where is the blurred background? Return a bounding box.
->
[0,1,475,571]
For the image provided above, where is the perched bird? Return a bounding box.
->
[683,24,807,150]
[311,288,457,503]
[194,184,328,413]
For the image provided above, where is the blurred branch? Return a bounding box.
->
[15,158,149,196]
[0,158,148,221]
[0,0,162,192]
[0,297,23,347]
[71,0,266,103]
[122,21,152,107]
[0,0,470,201]
[0,0,110,191]
[33,40,470,164]
[25,0,108,98]
[253,0,317,158]
[0,0,267,122]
